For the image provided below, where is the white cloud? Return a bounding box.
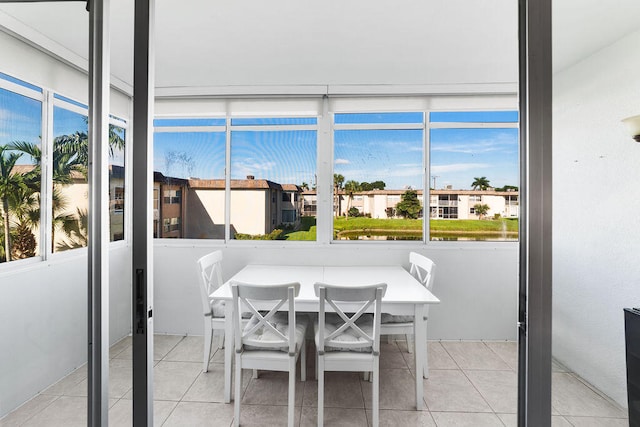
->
[431,133,517,154]
[335,158,350,165]
[234,159,276,176]
[431,163,491,173]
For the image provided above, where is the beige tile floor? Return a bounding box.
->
[0,335,628,427]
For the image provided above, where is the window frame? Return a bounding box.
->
[331,111,426,243]
[0,72,130,272]
[152,105,519,247]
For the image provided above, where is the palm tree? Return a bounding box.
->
[471,176,491,190]
[55,123,125,162]
[10,140,90,252]
[473,203,490,220]
[8,184,39,259]
[55,208,88,252]
[343,180,360,219]
[333,173,345,216]
[0,145,28,262]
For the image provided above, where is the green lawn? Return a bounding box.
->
[280,216,518,241]
[431,218,518,233]
[334,217,422,231]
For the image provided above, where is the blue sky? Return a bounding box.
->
[1,84,125,167]
[153,118,518,190]
[430,127,518,190]
[0,87,41,156]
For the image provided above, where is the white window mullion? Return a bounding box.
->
[423,111,430,244]
[224,117,231,242]
[315,97,332,245]
[41,90,54,260]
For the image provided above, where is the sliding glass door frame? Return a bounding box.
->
[517,0,553,425]
[6,1,553,425]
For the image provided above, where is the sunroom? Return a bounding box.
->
[0,0,638,426]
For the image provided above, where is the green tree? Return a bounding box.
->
[473,203,490,219]
[343,180,360,219]
[395,190,422,219]
[10,125,125,252]
[333,173,345,216]
[8,183,39,259]
[0,146,29,262]
[300,181,309,190]
[471,176,491,190]
[495,184,518,192]
[55,208,88,251]
[370,180,386,190]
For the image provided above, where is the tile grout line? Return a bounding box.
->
[442,341,498,417]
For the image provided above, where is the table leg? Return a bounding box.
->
[414,304,425,410]
[224,304,233,403]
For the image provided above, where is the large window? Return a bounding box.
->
[153,117,317,241]
[153,118,225,239]
[333,112,424,241]
[51,100,88,252]
[0,72,128,266]
[109,119,126,241]
[230,118,316,241]
[151,107,518,244]
[429,111,519,241]
[0,74,42,263]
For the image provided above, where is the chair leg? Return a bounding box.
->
[203,321,213,373]
[406,333,414,354]
[288,356,296,427]
[301,339,307,382]
[423,332,429,379]
[234,354,242,427]
[363,371,369,381]
[317,356,325,427]
[372,359,380,427]
[218,329,225,350]
[253,369,258,379]
[386,334,393,344]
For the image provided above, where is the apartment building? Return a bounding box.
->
[152,175,304,239]
[321,188,519,219]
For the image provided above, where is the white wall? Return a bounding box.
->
[153,242,518,341]
[0,245,131,417]
[553,28,640,407]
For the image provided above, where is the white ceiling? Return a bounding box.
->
[0,0,638,92]
[552,0,640,73]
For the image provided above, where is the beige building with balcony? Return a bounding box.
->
[322,188,519,220]
[172,177,303,239]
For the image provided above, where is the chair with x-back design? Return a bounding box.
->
[314,282,387,427]
[231,281,308,427]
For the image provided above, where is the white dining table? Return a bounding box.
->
[210,264,439,410]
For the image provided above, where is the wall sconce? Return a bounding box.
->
[622,115,640,142]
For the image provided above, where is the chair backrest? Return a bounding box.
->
[196,251,224,316]
[231,281,301,355]
[409,252,436,292]
[314,283,387,355]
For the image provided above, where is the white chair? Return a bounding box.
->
[314,282,387,427]
[197,250,227,373]
[379,252,436,378]
[231,281,308,427]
